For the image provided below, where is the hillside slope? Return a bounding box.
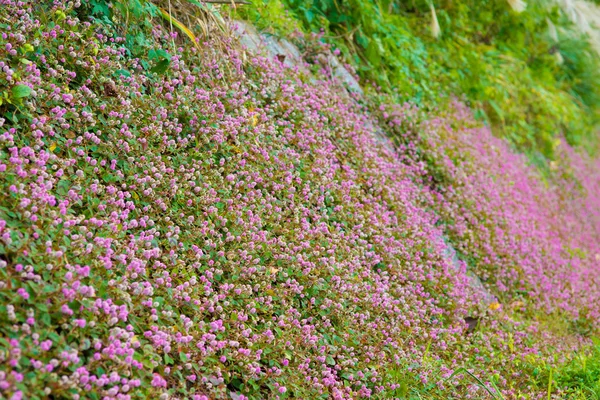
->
[0,1,600,399]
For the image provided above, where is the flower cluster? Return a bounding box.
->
[0,1,597,399]
[396,102,600,327]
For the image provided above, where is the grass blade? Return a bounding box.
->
[446,367,503,399]
[158,6,200,49]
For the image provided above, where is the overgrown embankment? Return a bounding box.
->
[239,0,600,160]
[0,1,600,399]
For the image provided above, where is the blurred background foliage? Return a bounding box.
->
[237,0,600,159]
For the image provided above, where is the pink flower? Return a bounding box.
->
[17,288,29,300]
[151,374,167,388]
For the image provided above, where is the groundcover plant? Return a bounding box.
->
[0,0,599,399]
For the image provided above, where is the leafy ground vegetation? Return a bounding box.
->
[1,0,600,399]
[239,0,600,159]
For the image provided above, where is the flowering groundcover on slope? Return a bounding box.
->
[383,101,600,329]
[0,1,599,399]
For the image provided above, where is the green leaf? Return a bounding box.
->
[365,44,381,67]
[488,99,505,123]
[150,59,170,74]
[21,43,34,53]
[11,85,32,99]
[304,10,315,24]
[230,377,243,390]
[56,179,71,196]
[115,69,131,78]
[179,351,188,362]
[397,381,408,396]
[91,0,111,18]
[41,313,51,326]
[148,49,171,61]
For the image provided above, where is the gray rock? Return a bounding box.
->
[327,54,363,95]
[231,20,361,93]
[363,118,396,153]
[231,20,262,54]
[231,20,304,69]
[439,235,496,305]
